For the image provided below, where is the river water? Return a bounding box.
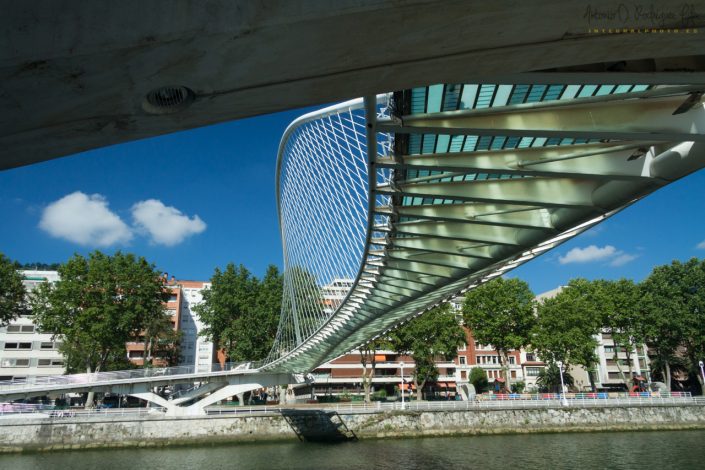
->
[2,430,704,469]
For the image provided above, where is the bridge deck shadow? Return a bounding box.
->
[280,409,358,443]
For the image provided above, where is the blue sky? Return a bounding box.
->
[2,107,705,295]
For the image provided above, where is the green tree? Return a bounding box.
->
[359,338,390,403]
[142,311,182,367]
[469,366,489,394]
[640,258,705,390]
[30,251,169,406]
[595,279,644,387]
[19,262,61,270]
[536,363,574,393]
[462,278,535,391]
[230,265,283,361]
[532,279,602,391]
[388,304,465,400]
[195,264,282,362]
[149,328,183,367]
[0,253,26,325]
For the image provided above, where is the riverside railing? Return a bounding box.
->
[0,361,255,392]
[204,392,704,415]
[2,393,702,420]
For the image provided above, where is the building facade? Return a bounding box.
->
[177,280,216,372]
[125,278,183,367]
[0,270,64,381]
[309,298,546,399]
[126,278,217,372]
[1,270,217,381]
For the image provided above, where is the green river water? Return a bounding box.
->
[2,430,704,469]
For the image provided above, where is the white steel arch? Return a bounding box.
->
[264,82,705,373]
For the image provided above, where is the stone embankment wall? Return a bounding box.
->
[1,404,704,452]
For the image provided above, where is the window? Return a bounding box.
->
[1,358,30,368]
[40,342,56,350]
[168,294,178,302]
[459,356,466,365]
[508,357,515,365]
[510,370,517,379]
[608,372,622,380]
[458,343,467,351]
[525,353,536,362]
[5,324,35,333]
[4,342,32,350]
[38,359,64,367]
[526,367,542,377]
[167,309,176,316]
[460,371,467,380]
[128,350,144,358]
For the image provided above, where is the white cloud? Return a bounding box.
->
[559,245,617,265]
[131,199,206,246]
[697,239,705,249]
[39,192,132,246]
[609,253,639,267]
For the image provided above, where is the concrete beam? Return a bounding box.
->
[2,1,705,169]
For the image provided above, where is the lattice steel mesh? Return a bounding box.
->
[266,97,392,363]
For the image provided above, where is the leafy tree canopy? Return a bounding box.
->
[195,263,282,361]
[388,304,465,399]
[462,277,535,384]
[30,251,168,373]
[0,253,26,326]
[18,262,61,271]
[536,363,574,393]
[640,258,705,386]
[532,278,602,371]
[469,367,489,393]
[463,278,536,351]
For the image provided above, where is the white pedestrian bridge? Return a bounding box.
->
[3,80,705,414]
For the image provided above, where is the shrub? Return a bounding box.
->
[469,367,489,393]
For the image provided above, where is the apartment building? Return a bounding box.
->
[178,280,216,372]
[309,325,541,399]
[1,269,216,379]
[125,277,183,367]
[0,270,64,381]
[126,278,217,372]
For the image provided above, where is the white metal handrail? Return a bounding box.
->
[0,361,253,392]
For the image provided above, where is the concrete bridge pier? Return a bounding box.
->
[116,372,299,416]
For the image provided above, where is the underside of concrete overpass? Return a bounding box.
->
[3,0,705,170]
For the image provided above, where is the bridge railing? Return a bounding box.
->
[0,361,255,392]
[0,403,165,418]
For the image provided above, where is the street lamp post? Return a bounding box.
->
[699,360,705,387]
[558,361,569,406]
[400,362,405,410]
